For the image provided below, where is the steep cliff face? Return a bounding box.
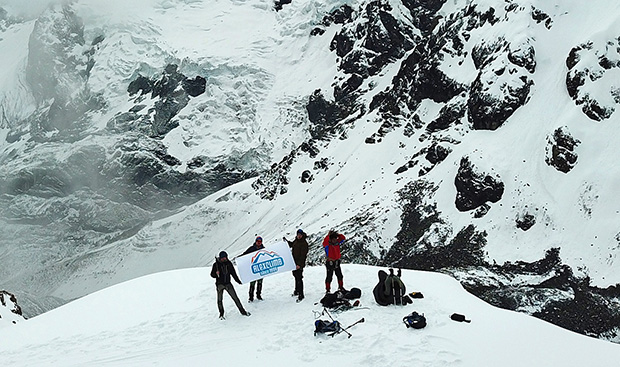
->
[1,0,620,342]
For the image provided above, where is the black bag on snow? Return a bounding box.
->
[314,320,341,335]
[450,313,471,323]
[344,287,361,299]
[403,311,426,329]
[320,290,352,309]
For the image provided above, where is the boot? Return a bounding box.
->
[338,280,346,292]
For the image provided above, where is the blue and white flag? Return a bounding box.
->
[236,241,296,284]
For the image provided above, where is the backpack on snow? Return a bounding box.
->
[314,320,341,335]
[344,287,362,299]
[373,268,412,306]
[320,290,352,309]
[403,311,426,329]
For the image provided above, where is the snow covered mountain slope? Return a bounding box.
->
[1,265,619,367]
[1,0,620,341]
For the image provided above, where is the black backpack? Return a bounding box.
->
[403,311,427,329]
[344,287,361,299]
[320,291,351,309]
[314,320,341,335]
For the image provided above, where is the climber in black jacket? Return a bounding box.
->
[211,251,250,319]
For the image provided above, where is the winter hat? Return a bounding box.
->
[297,229,304,234]
[219,251,228,259]
[255,236,263,242]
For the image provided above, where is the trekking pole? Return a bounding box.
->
[343,317,365,332]
[328,317,365,338]
[329,325,352,338]
[323,307,336,322]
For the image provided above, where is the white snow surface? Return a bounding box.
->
[2,264,619,366]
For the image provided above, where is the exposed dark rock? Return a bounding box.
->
[310,27,325,36]
[23,4,104,140]
[182,75,206,97]
[534,285,620,338]
[516,213,536,231]
[123,64,207,137]
[382,180,444,266]
[425,142,451,164]
[313,157,329,171]
[454,156,504,212]
[321,4,354,26]
[274,0,292,12]
[427,97,466,132]
[331,0,415,78]
[187,156,207,169]
[401,0,447,35]
[531,7,553,29]
[252,149,297,200]
[566,40,618,121]
[306,89,356,140]
[152,95,187,137]
[455,248,620,340]
[473,203,490,218]
[508,43,536,73]
[0,291,24,317]
[300,170,313,183]
[334,73,364,101]
[128,75,153,96]
[468,72,533,130]
[300,141,320,158]
[545,127,580,173]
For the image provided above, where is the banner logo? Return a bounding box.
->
[251,250,285,276]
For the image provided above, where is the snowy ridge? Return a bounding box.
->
[1,265,619,366]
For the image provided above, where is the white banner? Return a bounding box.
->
[236,241,296,284]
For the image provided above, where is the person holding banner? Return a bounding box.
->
[323,230,346,294]
[284,229,309,302]
[241,236,265,302]
[211,251,251,320]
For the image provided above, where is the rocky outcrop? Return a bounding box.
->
[566,38,620,121]
[25,4,104,141]
[0,290,25,326]
[454,157,504,213]
[468,36,535,131]
[274,0,292,12]
[116,64,206,137]
[545,127,580,173]
[330,0,416,78]
[454,248,620,341]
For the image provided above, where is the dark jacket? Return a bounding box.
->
[241,242,265,256]
[211,258,242,285]
[287,233,309,268]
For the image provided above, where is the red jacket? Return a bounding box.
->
[323,233,345,260]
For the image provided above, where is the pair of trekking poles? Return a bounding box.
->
[321,307,365,338]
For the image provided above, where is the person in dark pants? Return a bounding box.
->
[323,230,346,293]
[284,229,309,302]
[241,236,265,302]
[211,251,250,320]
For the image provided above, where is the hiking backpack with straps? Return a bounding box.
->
[320,291,352,309]
[314,320,341,335]
[403,311,426,329]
